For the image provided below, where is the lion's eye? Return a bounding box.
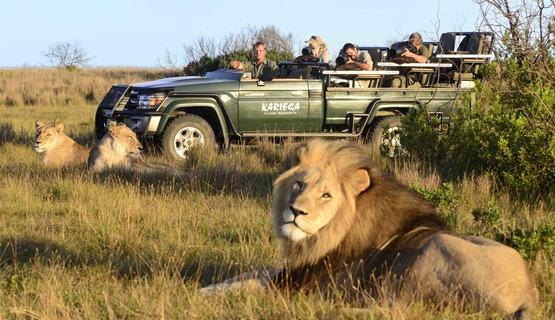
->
[295,180,304,190]
[322,193,331,199]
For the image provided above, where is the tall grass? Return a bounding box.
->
[0,67,166,108]
[0,68,553,319]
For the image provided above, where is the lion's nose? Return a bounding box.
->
[138,144,144,151]
[290,205,307,217]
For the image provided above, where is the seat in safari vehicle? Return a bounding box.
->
[278,60,330,79]
[433,32,494,86]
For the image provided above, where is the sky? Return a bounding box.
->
[1,0,485,68]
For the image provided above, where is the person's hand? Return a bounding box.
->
[230,61,240,69]
[401,48,411,57]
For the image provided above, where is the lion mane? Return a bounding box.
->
[204,139,539,319]
[34,120,91,167]
[87,122,143,172]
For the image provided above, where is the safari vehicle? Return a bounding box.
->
[95,31,494,160]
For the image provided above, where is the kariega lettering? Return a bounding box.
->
[261,102,301,113]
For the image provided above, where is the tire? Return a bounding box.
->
[370,116,403,157]
[161,115,216,160]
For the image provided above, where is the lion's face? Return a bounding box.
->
[273,140,371,248]
[108,123,143,159]
[274,164,346,242]
[34,120,63,153]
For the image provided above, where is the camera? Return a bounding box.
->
[405,44,417,53]
[301,46,314,56]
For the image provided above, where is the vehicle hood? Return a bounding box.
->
[130,76,239,92]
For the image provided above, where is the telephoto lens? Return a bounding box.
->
[301,46,314,56]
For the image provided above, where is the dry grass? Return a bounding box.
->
[0,67,167,108]
[0,67,552,319]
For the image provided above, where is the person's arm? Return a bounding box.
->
[322,51,330,63]
[349,51,372,70]
[401,48,428,63]
[348,61,372,70]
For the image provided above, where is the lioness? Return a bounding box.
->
[87,122,143,172]
[88,122,177,174]
[34,120,91,167]
[202,139,539,319]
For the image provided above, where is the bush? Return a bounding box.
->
[496,224,555,262]
[447,62,555,195]
[400,107,447,165]
[400,62,555,196]
[413,183,459,226]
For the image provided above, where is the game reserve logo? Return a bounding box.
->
[261,102,301,115]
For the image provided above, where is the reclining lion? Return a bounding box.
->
[34,120,91,167]
[202,139,539,319]
[88,122,176,173]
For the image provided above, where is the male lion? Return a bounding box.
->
[87,122,144,172]
[203,139,539,319]
[34,120,91,167]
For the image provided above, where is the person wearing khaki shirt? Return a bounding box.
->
[342,43,373,71]
[229,41,278,79]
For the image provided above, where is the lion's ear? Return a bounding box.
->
[55,123,64,133]
[35,120,44,129]
[285,144,307,169]
[351,169,371,195]
[108,124,118,136]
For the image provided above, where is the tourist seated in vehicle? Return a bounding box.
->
[229,41,279,80]
[332,43,374,88]
[337,43,373,71]
[390,32,431,88]
[303,35,330,63]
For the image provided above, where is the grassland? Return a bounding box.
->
[0,67,553,319]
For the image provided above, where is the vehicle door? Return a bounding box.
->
[237,79,310,132]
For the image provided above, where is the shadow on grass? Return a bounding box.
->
[0,236,269,288]
[0,123,29,146]
[89,156,277,200]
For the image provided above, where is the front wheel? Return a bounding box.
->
[370,116,403,157]
[162,115,216,160]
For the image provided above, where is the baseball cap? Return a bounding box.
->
[305,35,323,46]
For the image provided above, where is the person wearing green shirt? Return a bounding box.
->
[229,41,278,79]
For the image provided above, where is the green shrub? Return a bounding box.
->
[496,224,555,262]
[471,200,501,225]
[401,107,447,165]
[413,183,459,226]
[447,62,555,195]
[400,61,555,196]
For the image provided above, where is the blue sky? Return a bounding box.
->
[2,0,485,67]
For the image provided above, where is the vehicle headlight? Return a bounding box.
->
[138,94,167,109]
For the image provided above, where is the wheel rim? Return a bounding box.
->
[381,125,402,157]
[173,126,204,158]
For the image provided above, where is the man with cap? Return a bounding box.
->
[305,35,330,63]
